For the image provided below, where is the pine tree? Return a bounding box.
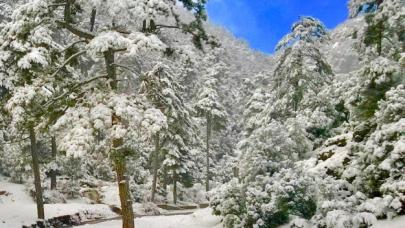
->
[140,64,199,204]
[0,0,70,219]
[348,0,404,121]
[194,73,227,191]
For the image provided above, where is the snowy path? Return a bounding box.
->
[0,176,221,228]
[374,216,405,228]
[78,208,222,228]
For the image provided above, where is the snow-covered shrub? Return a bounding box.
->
[91,159,115,181]
[242,168,317,228]
[43,190,66,204]
[0,144,31,183]
[178,183,207,203]
[212,167,318,228]
[140,202,161,215]
[211,179,246,227]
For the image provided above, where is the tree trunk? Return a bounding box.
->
[90,9,97,32]
[112,114,134,228]
[104,49,117,89]
[50,136,57,190]
[173,172,177,204]
[105,46,133,228]
[377,20,383,56]
[29,127,45,220]
[162,167,167,191]
[205,113,211,192]
[115,157,134,228]
[151,133,160,202]
[64,0,73,23]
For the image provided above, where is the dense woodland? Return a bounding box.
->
[0,0,404,228]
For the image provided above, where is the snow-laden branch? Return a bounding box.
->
[51,50,87,78]
[59,40,87,53]
[111,63,140,75]
[55,20,95,39]
[44,74,109,108]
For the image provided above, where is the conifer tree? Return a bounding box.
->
[140,65,199,204]
[194,73,226,191]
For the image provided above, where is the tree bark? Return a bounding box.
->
[151,133,160,202]
[50,136,57,190]
[162,167,167,191]
[205,113,211,192]
[90,9,97,32]
[29,127,45,219]
[104,49,117,89]
[173,172,177,204]
[114,157,134,228]
[64,0,73,23]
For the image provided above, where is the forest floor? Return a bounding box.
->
[1,175,404,228]
[0,175,222,228]
[78,208,222,228]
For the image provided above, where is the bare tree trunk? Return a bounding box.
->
[114,158,134,228]
[112,115,134,228]
[173,172,177,204]
[29,127,45,219]
[50,136,57,190]
[205,113,211,192]
[162,167,167,191]
[64,0,73,23]
[151,133,160,202]
[104,49,117,89]
[90,9,97,32]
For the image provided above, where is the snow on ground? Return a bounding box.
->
[79,208,222,228]
[2,174,403,228]
[0,176,221,228]
[374,216,405,228]
[0,176,115,228]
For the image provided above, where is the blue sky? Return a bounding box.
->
[206,0,348,53]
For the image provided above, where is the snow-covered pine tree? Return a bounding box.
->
[194,67,227,192]
[346,0,404,121]
[0,0,72,219]
[272,16,333,119]
[140,64,199,204]
[52,0,209,224]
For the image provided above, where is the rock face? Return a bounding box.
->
[22,210,103,228]
[0,191,10,196]
[80,188,102,204]
[109,205,122,215]
[353,120,377,142]
[141,202,161,215]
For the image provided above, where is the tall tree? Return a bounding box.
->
[194,75,226,191]
[0,0,68,219]
[140,65,199,204]
[268,16,336,141]
[346,0,404,121]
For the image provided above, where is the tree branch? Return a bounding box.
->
[112,63,140,75]
[155,24,181,29]
[59,40,87,53]
[1,137,29,145]
[51,50,87,78]
[45,74,109,107]
[56,20,95,39]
